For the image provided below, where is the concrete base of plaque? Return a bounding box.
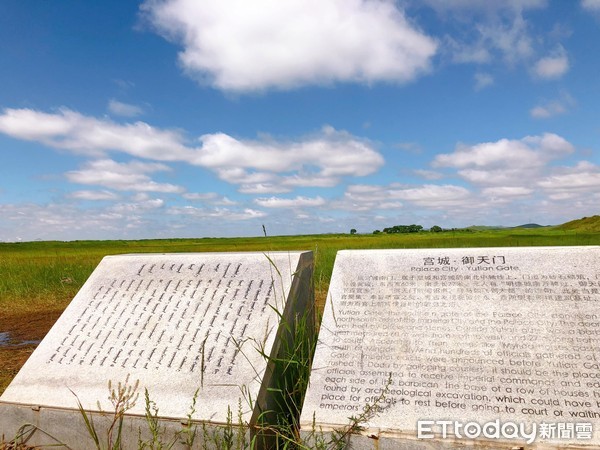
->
[300,247,600,449]
[0,251,313,449]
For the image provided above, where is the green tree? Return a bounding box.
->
[383,224,423,234]
[350,228,357,235]
[430,225,442,233]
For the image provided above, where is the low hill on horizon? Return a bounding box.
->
[467,223,549,230]
[513,223,548,229]
[557,215,600,232]
[466,225,505,230]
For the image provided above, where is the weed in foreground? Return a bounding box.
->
[73,375,140,450]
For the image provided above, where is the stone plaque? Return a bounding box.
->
[1,251,313,447]
[300,247,600,448]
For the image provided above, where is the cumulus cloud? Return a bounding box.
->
[183,192,237,205]
[433,133,574,186]
[238,183,290,195]
[254,196,326,209]
[69,190,121,201]
[0,203,139,241]
[182,192,218,201]
[195,126,384,192]
[0,200,266,241]
[167,206,266,220]
[332,184,402,212]
[538,161,600,199]
[0,108,192,160]
[108,99,145,117]
[533,46,569,79]
[388,184,473,207]
[141,0,437,92]
[110,198,165,213]
[0,108,383,193]
[481,186,533,198]
[334,183,474,211]
[413,169,444,180]
[66,159,185,193]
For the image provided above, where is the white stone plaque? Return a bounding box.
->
[1,251,313,447]
[300,247,600,448]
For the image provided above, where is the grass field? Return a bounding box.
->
[1,228,599,396]
[0,227,599,448]
[2,228,599,314]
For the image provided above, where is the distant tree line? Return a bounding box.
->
[371,224,465,234]
[382,224,423,234]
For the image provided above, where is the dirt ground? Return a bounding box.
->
[0,309,64,395]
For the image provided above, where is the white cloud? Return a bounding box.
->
[431,1,571,82]
[131,192,152,202]
[238,183,291,195]
[530,93,575,119]
[474,72,494,91]
[444,14,535,66]
[0,108,383,193]
[433,133,574,187]
[216,197,237,206]
[141,0,437,92]
[445,37,491,64]
[183,192,237,205]
[0,203,137,241]
[254,196,326,209]
[334,183,473,211]
[434,133,573,168]
[388,184,473,207]
[481,186,533,197]
[167,206,266,220]
[196,127,383,176]
[456,168,530,186]
[69,190,121,201]
[182,192,218,201]
[479,16,535,64]
[108,99,145,117]
[332,184,402,212]
[66,159,185,193]
[533,46,569,79]
[413,169,444,180]
[530,103,566,118]
[582,0,600,12]
[0,108,192,160]
[195,126,384,192]
[538,161,600,197]
[0,199,267,241]
[110,198,165,213]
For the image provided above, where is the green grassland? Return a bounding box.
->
[0,224,599,446]
[558,215,600,232]
[1,226,599,316]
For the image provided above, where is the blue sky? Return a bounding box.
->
[1,0,599,241]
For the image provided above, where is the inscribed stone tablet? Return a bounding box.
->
[300,247,600,448]
[1,251,312,434]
